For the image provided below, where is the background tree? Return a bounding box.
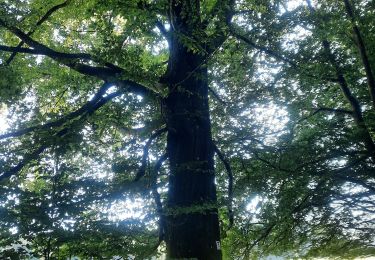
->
[0,0,374,259]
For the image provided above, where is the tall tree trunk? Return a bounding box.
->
[163,1,221,259]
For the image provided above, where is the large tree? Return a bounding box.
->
[0,0,232,258]
[0,0,375,259]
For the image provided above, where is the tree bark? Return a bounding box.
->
[163,1,221,258]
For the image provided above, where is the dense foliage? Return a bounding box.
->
[0,0,374,259]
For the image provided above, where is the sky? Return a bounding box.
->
[0,105,8,133]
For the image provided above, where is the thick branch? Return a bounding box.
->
[0,145,46,182]
[0,80,153,180]
[134,127,167,181]
[0,44,94,60]
[213,143,234,228]
[117,80,156,97]
[313,107,353,115]
[306,3,375,157]
[0,82,114,140]
[6,0,71,65]
[322,41,375,155]
[0,21,159,98]
[0,19,124,80]
[343,0,375,110]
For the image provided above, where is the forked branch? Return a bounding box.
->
[0,82,120,140]
[306,1,375,157]
[134,127,167,182]
[5,0,71,65]
[0,19,124,80]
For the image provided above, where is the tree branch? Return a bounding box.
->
[213,143,234,229]
[297,106,354,124]
[343,0,375,111]
[205,0,235,53]
[0,44,94,60]
[245,224,275,254]
[205,0,235,29]
[155,20,171,42]
[1,107,118,183]
[0,19,124,80]
[134,127,167,182]
[313,107,353,115]
[228,20,339,84]
[0,80,150,140]
[322,45,375,156]
[253,152,291,173]
[0,145,47,182]
[0,90,122,181]
[208,86,226,105]
[151,152,168,242]
[5,0,71,65]
[0,82,115,140]
[229,24,296,66]
[306,2,375,157]
[117,80,157,97]
[0,20,160,98]
[136,1,170,43]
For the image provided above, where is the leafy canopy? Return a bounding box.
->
[0,0,375,259]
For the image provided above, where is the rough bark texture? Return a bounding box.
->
[163,1,222,259]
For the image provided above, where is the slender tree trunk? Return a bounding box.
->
[163,2,221,258]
